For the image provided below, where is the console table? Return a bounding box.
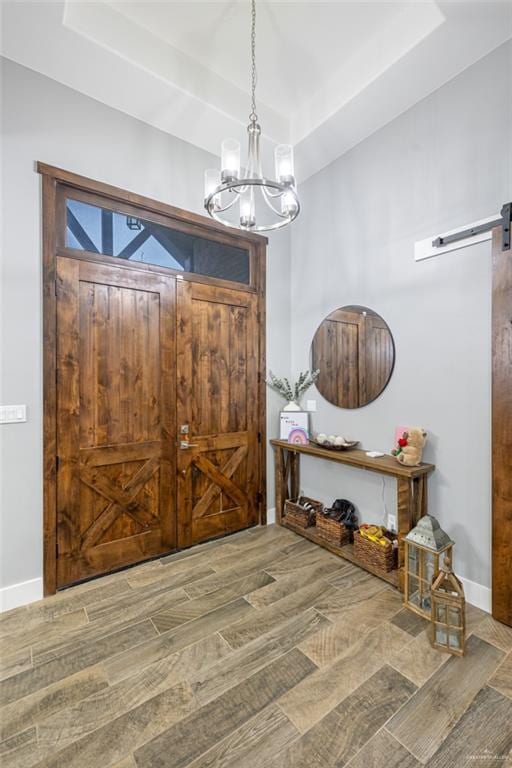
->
[271,439,435,591]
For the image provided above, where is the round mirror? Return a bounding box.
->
[311,305,395,409]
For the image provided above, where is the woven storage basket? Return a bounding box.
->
[353,530,398,572]
[284,496,322,529]
[315,512,351,546]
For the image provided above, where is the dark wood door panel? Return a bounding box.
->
[492,226,512,626]
[56,257,176,587]
[177,280,259,547]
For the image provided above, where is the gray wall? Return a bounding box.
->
[0,58,291,590]
[291,40,512,590]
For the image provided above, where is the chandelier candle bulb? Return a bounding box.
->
[240,189,256,228]
[282,190,298,215]
[204,170,221,209]
[275,144,295,185]
[221,138,240,181]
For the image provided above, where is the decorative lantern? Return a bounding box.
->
[430,555,466,656]
[404,515,454,619]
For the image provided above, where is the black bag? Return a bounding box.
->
[324,499,358,529]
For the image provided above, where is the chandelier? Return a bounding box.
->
[204,0,300,232]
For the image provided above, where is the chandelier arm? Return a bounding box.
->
[212,192,240,214]
[261,185,289,218]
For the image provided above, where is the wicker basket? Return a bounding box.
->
[353,529,398,572]
[284,496,322,529]
[315,511,351,546]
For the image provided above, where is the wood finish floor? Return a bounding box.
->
[1,525,511,768]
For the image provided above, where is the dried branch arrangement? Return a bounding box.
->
[266,369,320,402]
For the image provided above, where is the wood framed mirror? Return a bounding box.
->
[311,305,395,409]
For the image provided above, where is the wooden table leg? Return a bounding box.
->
[397,477,413,592]
[290,450,300,500]
[274,446,285,525]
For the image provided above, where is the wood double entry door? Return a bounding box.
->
[43,166,266,591]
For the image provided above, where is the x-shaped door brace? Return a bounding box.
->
[80,457,160,548]
[191,445,248,519]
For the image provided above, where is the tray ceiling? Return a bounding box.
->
[1,1,511,182]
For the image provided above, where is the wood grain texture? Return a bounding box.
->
[299,589,402,667]
[472,612,512,652]
[347,729,420,768]
[182,541,311,600]
[0,620,157,706]
[0,578,133,636]
[220,580,338,649]
[55,258,177,586]
[0,726,43,768]
[0,648,32,682]
[312,307,394,409]
[133,649,316,768]
[176,280,260,546]
[35,679,197,768]
[427,685,512,768]
[387,629,448,687]
[42,164,267,594]
[32,588,189,666]
[387,634,505,762]
[186,705,298,768]
[279,623,411,733]
[270,440,434,479]
[0,666,108,742]
[489,651,512,699]
[246,558,345,609]
[151,570,274,633]
[37,635,230,752]
[492,226,512,627]
[1,524,509,768]
[272,665,415,768]
[271,442,435,593]
[391,608,430,637]
[0,609,88,657]
[104,597,254,684]
[192,609,328,707]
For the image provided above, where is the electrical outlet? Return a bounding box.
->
[387,514,397,533]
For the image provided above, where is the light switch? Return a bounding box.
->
[306,399,317,412]
[0,405,27,424]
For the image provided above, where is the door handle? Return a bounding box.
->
[180,441,199,450]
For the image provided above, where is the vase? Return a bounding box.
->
[283,400,301,412]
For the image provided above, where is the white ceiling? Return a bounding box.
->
[2,1,512,182]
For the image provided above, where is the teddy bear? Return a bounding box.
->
[392,427,427,466]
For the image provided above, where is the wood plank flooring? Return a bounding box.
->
[0,524,510,768]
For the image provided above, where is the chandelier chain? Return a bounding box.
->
[249,0,258,123]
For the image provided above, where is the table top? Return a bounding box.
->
[270,439,435,479]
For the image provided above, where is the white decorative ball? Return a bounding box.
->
[328,435,336,443]
[317,433,327,444]
[334,436,345,446]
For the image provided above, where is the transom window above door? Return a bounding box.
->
[65,197,251,285]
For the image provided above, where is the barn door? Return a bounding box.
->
[176,281,260,546]
[55,257,176,587]
[492,226,512,626]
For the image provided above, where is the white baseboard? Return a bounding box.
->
[267,507,276,524]
[460,576,491,614]
[0,577,43,613]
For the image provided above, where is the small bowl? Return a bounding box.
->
[311,436,360,451]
